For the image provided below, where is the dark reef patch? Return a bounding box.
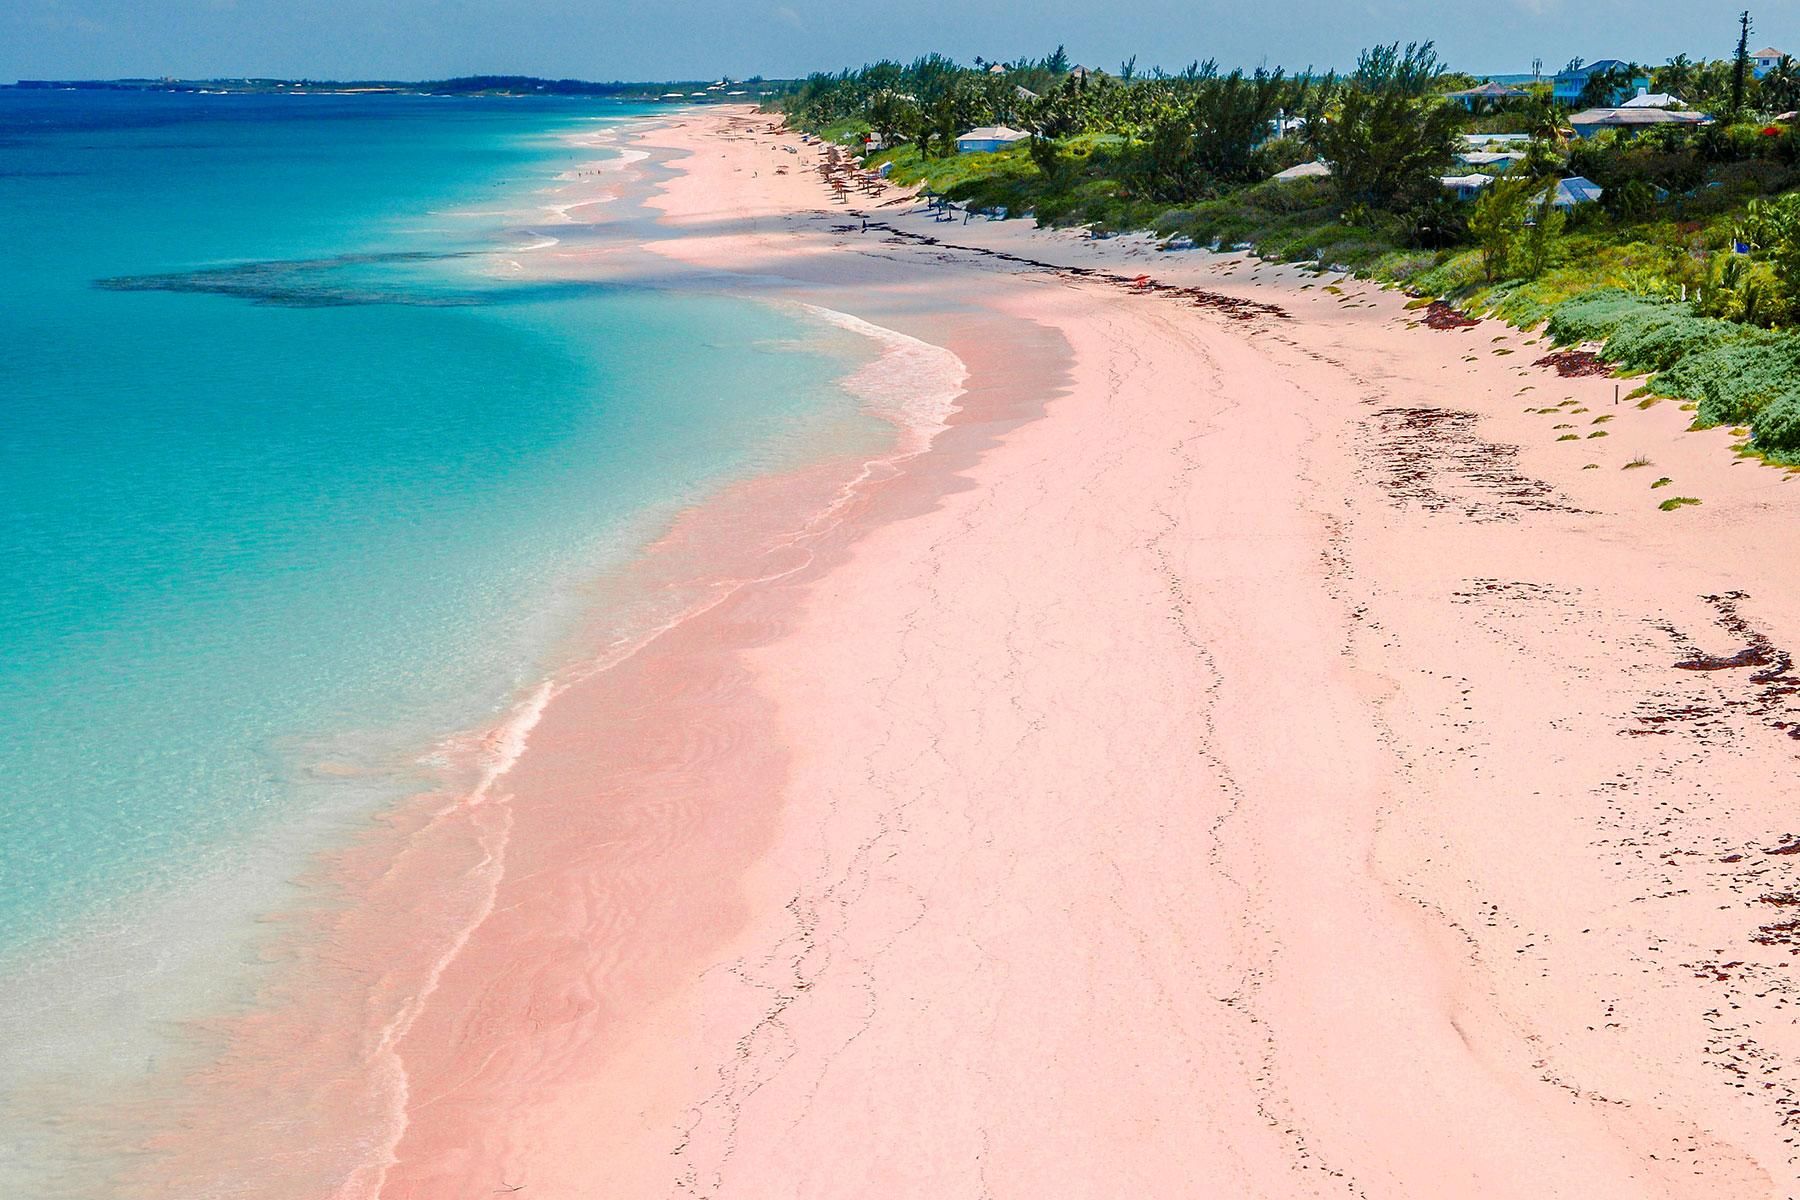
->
[96,250,488,308]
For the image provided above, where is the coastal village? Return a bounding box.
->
[778,19,1800,469]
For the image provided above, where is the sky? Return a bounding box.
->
[2,0,1781,84]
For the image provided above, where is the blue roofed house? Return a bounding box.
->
[1552,59,1650,105]
[1553,176,1605,209]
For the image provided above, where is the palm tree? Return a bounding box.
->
[1656,53,1697,98]
[1578,63,1640,109]
[1523,91,1570,144]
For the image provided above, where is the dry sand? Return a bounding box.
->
[141,108,1800,1198]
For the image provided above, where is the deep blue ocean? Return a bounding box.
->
[0,90,874,990]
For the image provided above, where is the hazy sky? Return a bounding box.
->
[2,0,1779,83]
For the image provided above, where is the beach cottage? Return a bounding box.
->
[1754,48,1787,79]
[1552,59,1650,105]
[955,125,1030,154]
[1568,106,1710,137]
[1445,81,1527,110]
[1553,176,1605,209]
[1440,173,1495,202]
[1456,149,1527,170]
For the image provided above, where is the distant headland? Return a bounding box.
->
[3,75,789,101]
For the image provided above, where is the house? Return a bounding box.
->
[1265,113,1308,140]
[987,63,1007,75]
[1753,48,1787,79]
[1552,59,1650,105]
[1568,106,1710,137]
[1440,173,1495,201]
[1271,160,1331,181]
[954,125,1030,153]
[1553,176,1604,208]
[1462,132,1531,147]
[1445,81,1527,110]
[1456,150,1528,170]
[1070,64,1091,81]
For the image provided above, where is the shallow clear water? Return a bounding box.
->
[0,91,879,964]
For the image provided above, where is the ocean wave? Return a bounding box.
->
[798,303,969,453]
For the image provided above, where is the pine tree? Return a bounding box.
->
[1732,10,1753,115]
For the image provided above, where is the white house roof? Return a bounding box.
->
[1570,106,1708,127]
[1621,92,1686,108]
[1272,160,1332,180]
[1458,150,1527,166]
[956,125,1030,143]
[1441,174,1495,188]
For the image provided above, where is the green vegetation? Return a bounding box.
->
[1659,495,1704,509]
[775,16,1800,461]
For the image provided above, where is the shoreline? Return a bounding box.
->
[91,108,1071,1199]
[84,105,1800,1196]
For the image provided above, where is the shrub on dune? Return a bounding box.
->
[1545,289,1672,346]
[1604,309,1753,373]
[1752,392,1800,458]
[1657,337,1800,425]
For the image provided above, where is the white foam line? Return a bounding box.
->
[335,680,557,1200]
[329,305,970,1200]
[798,303,969,455]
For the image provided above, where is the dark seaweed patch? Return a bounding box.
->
[1364,406,1586,522]
[854,221,1290,321]
[96,250,486,308]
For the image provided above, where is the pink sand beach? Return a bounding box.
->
[125,107,1800,1197]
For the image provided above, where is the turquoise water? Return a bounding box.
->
[0,92,877,963]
